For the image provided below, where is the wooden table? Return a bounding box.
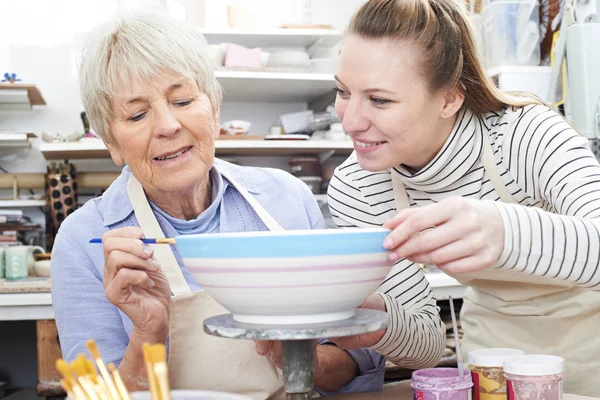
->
[330,380,595,399]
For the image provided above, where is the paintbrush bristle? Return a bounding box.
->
[70,357,88,378]
[85,358,98,379]
[150,344,167,364]
[142,343,153,364]
[86,339,101,360]
[55,359,72,380]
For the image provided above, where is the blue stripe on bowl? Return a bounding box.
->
[175,228,390,258]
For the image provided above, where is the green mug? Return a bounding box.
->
[0,247,5,279]
[5,245,45,280]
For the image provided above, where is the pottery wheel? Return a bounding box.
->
[203,309,389,400]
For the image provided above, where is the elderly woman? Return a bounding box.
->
[50,11,446,399]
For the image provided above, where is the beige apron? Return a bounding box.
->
[127,170,285,400]
[391,132,600,397]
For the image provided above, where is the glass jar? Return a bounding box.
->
[469,348,525,400]
[411,367,473,400]
[503,355,564,400]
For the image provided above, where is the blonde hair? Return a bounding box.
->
[347,0,541,115]
[78,10,221,142]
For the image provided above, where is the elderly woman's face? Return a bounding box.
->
[107,73,218,194]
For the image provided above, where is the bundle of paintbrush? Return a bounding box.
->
[56,340,170,400]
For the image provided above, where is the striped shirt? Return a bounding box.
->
[327,104,600,365]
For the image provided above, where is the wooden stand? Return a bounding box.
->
[35,320,66,399]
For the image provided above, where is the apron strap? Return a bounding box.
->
[127,175,192,295]
[480,130,516,204]
[218,168,285,232]
[391,131,517,211]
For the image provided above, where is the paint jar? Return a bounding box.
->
[503,355,564,400]
[469,348,525,400]
[411,368,473,400]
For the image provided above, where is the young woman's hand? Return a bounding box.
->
[383,197,505,274]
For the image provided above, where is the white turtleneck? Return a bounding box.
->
[328,104,600,366]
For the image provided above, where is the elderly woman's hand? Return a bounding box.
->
[102,227,171,343]
[382,197,505,274]
[327,293,387,349]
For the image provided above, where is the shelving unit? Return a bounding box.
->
[0,293,53,321]
[0,83,46,110]
[38,139,354,160]
[0,200,45,208]
[215,70,335,103]
[0,132,36,147]
[200,28,343,48]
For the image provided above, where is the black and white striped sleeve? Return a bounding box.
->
[494,105,600,289]
[328,161,446,368]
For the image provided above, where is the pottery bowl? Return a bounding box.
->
[132,390,251,400]
[176,228,393,325]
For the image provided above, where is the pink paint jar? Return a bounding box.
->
[503,355,564,400]
[411,368,473,400]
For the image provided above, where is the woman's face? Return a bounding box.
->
[108,73,219,195]
[335,35,461,172]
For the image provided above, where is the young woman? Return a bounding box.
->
[327,0,600,396]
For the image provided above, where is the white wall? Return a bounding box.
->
[0,0,366,211]
[0,0,365,173]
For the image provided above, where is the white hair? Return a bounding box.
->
[78,9,221,142]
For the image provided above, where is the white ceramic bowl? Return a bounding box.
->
[34,260,51,277]
[222,120,251,136]
[176,228,393,325]
[267,51,311,69]
[310,58,339,73]
[132,390,251,400]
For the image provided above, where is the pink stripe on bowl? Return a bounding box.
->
[196,276,388,290]
[187,259,391,274]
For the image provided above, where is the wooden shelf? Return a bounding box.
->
[200,28,343,48]
[0,132,36,148]
[215,139,353,156]
[0,83,46,108]
[0,200,45,207]
[39,139,354,160]
[39,139,108,160]
[215,70,335,102]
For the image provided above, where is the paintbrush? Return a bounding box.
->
[88,238,176,244]
[150,344,170,400]
[143,343,161,400]
[70,356,100,400]
[448,295,464,376]
[60,378,75,400]
[83,355,99,385]
[109,362,132,400]
[56,359,89,400]
[86,340,122,400]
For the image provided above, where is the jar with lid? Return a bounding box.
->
[503,355,564,400]
[469,348,525,400]
[411,367,473,400]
